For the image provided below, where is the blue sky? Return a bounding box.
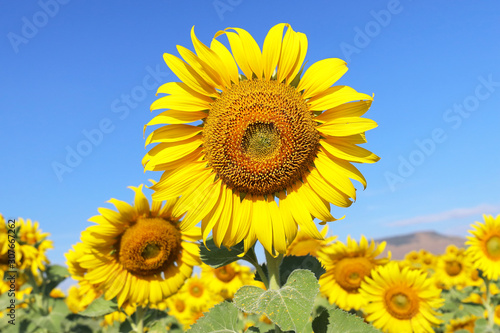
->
[1,1,499,270]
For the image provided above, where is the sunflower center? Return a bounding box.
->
[215,265,236,283]
[189,284,204,298]
[204,79,319,196]
[175,299,186,313]
[334,257,373,293]
[445,260,463,276]
[118,217,182,276]
[385,287,419,320]
[486,236,500,260]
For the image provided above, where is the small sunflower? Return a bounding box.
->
[360,262,443,333]
[433,245,472,290]
[444,315,477,333]
[179,274,223,309]
[201,262,254,299]
[143,23,379,256]
[70,185,201,307]
[466,214,500,280]
[286,225,337,258]
[317,235,390,310]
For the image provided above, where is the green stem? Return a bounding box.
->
[484,279,495,332]
[264,250,284,333]
[244,247,270,289]
[133,305,145,333]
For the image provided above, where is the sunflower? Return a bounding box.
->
[317,235,390,310]
[433,245,472,290]
[285,225,337,258]
[466,214,500,280]
[179,274,223,309]
[444,315,477,333]
[360,262,443,333]
[201,261,254,299]
[70,185,201,307]
[143,23,379,256]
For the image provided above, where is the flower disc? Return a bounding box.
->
[205,79,319,196]
[384,287,420,320]
[119,217,182,276]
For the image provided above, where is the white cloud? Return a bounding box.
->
[386,203,500,227]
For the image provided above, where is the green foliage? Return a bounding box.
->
[42,265,69,297]
[199,237,258,268]
[254,255,325,286]
[319,308,381,333]
[187,301,244,333]
[79,296,118,317]
[234,269,319,332]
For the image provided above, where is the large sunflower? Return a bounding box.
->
[317,235,389,310]
[360,262,443,333]
[466,214,500,280]
[71,185,201,307]
[143,23,379,256]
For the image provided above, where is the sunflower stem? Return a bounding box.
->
[244,247,269,289]
[484,278,495,331]
[264,250,283,333]
[133,305,145,333]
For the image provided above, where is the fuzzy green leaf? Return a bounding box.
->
[79,296,118,317]
[234,269,319,332]
[187,301,243,333]
[326,308,381,332]
[199,237,249,268]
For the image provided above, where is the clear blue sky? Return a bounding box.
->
[1,1,499,268]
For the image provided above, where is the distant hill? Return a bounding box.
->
[375,231,467,260]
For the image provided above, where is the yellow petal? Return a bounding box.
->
[295,181,336,222]
[209,184,233,247]
[321,137,380,164]
[314,150,357,199]
[227,27,262,79]
[306,168,353,208]
[177,45,224,90]
[251,195,273,255]
[210,38,240,84]
[315,100,373,123]
[297,58,347,99]
[144,110,206,129]
[201,184,226,243]
[156,82,213,103]
[163,53,217,97]
[285,188,322,240]
[143,137,202,170]
[145,124,202,145]
[216,30,253,79]
[267,196,287,254]
[307,86,372,111]
[277,191,298,245]
[151,92,211,112]
[150,162,207,201]
[191,26,232,88]
[262,23,285,80]
[287,31,308,83]
[320,149,367,189]
[277,25,299,83]
[177,177,221,232]
[316,116,378,137]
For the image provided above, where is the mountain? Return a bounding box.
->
[375,231,467,260]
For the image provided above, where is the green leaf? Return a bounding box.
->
[312,309,330,333]
[199,237,250,268]
[79,296,118,317]
[234,269,319,332]
[279,255,325,284]
[43,264,70,296]
[325,308,381,333]
[473,318,488,333]
[187,301,244,333]
[254,255,326,286]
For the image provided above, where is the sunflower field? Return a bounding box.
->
[2,22,500,333]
